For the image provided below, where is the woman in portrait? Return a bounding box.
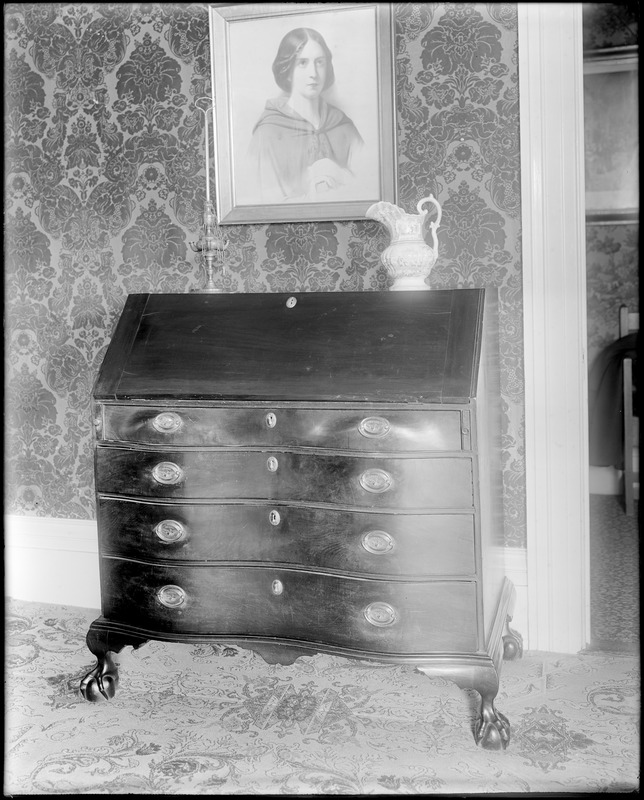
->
[248,27,365,203]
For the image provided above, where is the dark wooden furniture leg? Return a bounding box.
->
[502,615,524,660]
[80,618,149,702]
[418,660,510,751]
[474,684,511,750]
[460,666,510,751]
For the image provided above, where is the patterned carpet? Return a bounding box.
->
[589,495,640,651]
[4,598,640,795]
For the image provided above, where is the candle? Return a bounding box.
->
[203,110,210,207]
[211,102,219,225]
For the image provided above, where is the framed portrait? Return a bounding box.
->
[209,2,396,225]
[584,49,638,223]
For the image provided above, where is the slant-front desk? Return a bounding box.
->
[81,289,521,749]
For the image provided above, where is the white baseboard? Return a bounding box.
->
[589,466,621,495]
[5,515,101,609]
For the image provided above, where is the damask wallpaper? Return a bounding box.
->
[582,3,639,370]
[5,3,525,547]
[586,223,639,368]
[582,2,638,50]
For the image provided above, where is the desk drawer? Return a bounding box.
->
[98,498,476,576]
[96,448,474,509]
[101,406,465,452]
[100,559,480,654]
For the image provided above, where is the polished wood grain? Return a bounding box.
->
[83,288,516,750]
[97,497,476,576]
[93,290,486,403]
[443,288,485,402]
[102,405,465,451]
[92,294,148,400]
[99,558,480,653]
[96,447,474,509]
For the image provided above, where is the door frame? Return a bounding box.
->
[518,2,591,652]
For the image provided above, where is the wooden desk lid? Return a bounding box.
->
[94,290,486,403]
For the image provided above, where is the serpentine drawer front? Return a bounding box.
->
[95,447,474,508]
[97,498,476,575]
[82,290,519,751]
[100,560,479,653]
[101,406,466,451]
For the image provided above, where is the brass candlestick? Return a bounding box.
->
[190,97,228,292]
[190,201,228,293]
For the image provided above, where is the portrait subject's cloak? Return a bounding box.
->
[248,97,364,202]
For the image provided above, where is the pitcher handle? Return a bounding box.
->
[418,194,441,255]
[417,194,442,228]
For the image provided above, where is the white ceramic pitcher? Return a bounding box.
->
[366,195,442,291]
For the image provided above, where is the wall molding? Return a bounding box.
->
[518,3,591,653]
[5,515,101,609]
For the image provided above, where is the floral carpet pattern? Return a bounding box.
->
[589,495,640,651]
[4,599,639,795]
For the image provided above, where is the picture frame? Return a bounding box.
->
[209,2,396,225]
[584,47,639,224]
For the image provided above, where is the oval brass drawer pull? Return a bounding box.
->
[271,579,284,595]
[358,416,391,438]
[359,468,393,494]
[361,530,394,554]
[269,509,281,526]
[267,456,279,472]
[364,602,397,627]
[157,584,187,608]
[152,411,182,434]
[265,412,277,428]
[152,461,184,485]
[154,519,187,543]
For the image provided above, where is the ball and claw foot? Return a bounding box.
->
[502,620,524,661]
[80,654,119,702]
[475,699,511,750]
